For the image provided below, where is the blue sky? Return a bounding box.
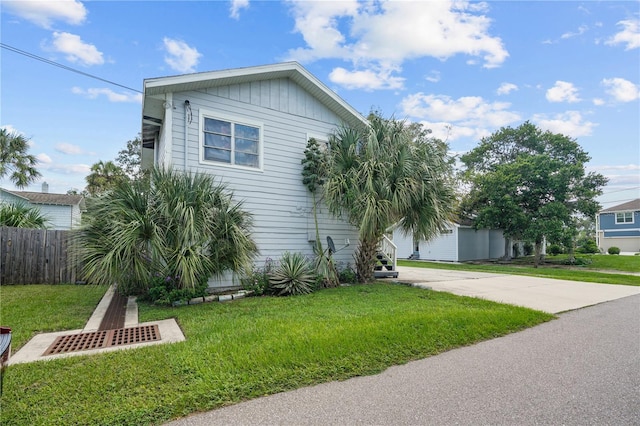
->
[1,0,638,208]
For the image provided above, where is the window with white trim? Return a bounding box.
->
[202,115,261,169]
[615,212,633,224]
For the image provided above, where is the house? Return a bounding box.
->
[0,183,85,230]
[596,199,640,253]
[140,62,365,286]
[392,222,507,262]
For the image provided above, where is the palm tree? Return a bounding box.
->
[325,114,456,282]
[0,128,41,188]
[85,160,127,196]
[76,168,258,294]
[0,202,50,228]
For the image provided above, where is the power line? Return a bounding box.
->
[1,42,143,94]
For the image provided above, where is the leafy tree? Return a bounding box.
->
[0,128,41,188]
[85,160,127,196]
[0,202,49,228]
[115,136,145,181]
[325,113,455,282]
[461,122,608,267]
[76,168,258,295]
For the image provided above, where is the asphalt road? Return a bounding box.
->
[166,294,640,426]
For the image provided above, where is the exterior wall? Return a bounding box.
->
[418,227,458,262]
[392,228,415,259]
[458,228,489,261]
[0,191,79,230]
[488,229,506,258]
[599,237,640,253]
[159,78,359,285]
[0,191,24,205]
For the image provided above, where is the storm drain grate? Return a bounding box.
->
[43,325,161,356]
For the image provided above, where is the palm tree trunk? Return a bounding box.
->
[355,236,378,283]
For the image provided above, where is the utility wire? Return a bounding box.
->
[1,42,143,94]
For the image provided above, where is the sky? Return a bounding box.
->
[1,0,639,209]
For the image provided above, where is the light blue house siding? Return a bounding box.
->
[142,63,365,287]
[598,212,640,237]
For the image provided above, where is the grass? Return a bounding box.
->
[398,256,640,286]
[539,253,640,273]
[0,284,108,349]
[0,283,553,425]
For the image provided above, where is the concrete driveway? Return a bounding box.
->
[394,265,640,313]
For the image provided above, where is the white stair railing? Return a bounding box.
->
[378,234,397,271]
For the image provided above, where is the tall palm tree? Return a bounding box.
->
[0,128,41,188]
[85,160,127,196]
[325,114,456,282]
[76,168,258,294]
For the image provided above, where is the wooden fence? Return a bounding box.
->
[0,227,83,285]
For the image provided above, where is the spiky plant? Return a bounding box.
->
[269,252,315,296]
[0,202,50,228]
[75,168,258,294]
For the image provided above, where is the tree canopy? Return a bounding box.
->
[460,121,607,265]
[325,113,455,282]
[0,128,41,188]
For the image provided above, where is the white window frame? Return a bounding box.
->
[199,110,264,171]
[615,211,634,224]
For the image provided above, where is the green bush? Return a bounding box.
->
[523,242,534,256]
[608,246,621,255]
[241,258,274,296]
[270,252,315,296]
[142,274,208,306]
[547,244,563,256]
[577,239,599,254]
[338,265,357,283]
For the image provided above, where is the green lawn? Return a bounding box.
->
[1,285,108,349]
[1,283,553,425]
[539,253,640,273]
[398,257,640,286]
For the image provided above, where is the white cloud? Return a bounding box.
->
[561,24,588,39]
[606,19,640,50]
[329,66,404,90]
[425,71,441,83]
[592,98,605,106]
[400,93,520,141]
[588,164,640,172]
[55,143,85,155]
[532,111,596,137]
[52,32,104,66]
[546,81,581,103]
[71,87,143,103]
[36,153,52,164]
[1,124,25,137]
[601,77,640,102]
[163,37,201,73]
[497,82,518,95]
[2,0,86,28]
[230,0,249,19]
[286,0,508,90]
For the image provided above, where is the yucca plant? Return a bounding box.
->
[269,252,316,296]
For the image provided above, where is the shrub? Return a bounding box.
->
[142,274,208,306]
[576,239,599,254]
[338,265,357,283]
[547,244,563,256]
[241,258,274,296]
[269,252,315,296]
[608,246,620,255]
[523,242,534,256]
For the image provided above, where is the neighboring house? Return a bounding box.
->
[596,198,640,253]
[392,222,507,262]
[141,62,365,287]
[0,184,86,230]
